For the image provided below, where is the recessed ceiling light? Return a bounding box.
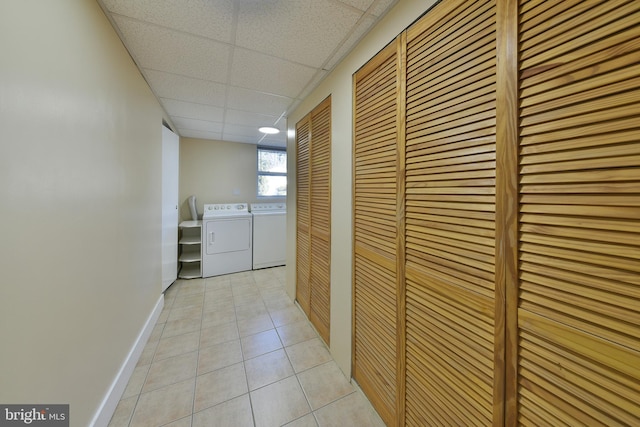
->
[259,126,280,134]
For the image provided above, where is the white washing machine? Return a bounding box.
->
[251,203,286,269]
[202,203,253,277]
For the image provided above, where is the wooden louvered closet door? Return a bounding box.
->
[512,1,640,424]
[309,97,331,345]
[296,116,311,316]
[404,0,500,425]
[295,97,331,345]
[353,37,404,427]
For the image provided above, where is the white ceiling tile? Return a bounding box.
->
[230,49,316,99]
[112,15,231,82]
[161,99,225,122]
[101,0,236,42]
[324,13,376,70]
[99,0,399,144]
[221,134,260,145]
[223,123,263,139]
[335,0,376,12]
[227,86,292,116]
[178,129,223,140]
[144,70,227,107]
[172,117,223,133]
[225,109,280,127]
[236,0,363,68]
[368,0,399,17]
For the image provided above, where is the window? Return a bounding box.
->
[257,147,287,197]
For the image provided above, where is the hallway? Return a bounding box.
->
[108,267,385,426]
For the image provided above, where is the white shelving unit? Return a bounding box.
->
[178,220,202,279]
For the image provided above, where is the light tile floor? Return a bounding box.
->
[108,267,385,427]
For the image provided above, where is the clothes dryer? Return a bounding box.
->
[202,203,252,277]
[250,203,286,269]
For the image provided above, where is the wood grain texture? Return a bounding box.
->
[296,98,332,345]
[310,97,332,346]
[517,0,640,424]
[347,1,639,425]
[395,31,407,427]
[353,38,400,427]
[404,0,498,425]
[496,0,519,424]
[296,117,311,316]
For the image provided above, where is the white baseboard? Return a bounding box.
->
[89,294,165,427]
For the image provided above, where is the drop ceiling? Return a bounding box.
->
[98,0,398,148]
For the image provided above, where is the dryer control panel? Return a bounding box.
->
[250,203,286,212]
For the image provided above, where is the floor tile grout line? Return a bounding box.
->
[293,362,315,422]
[242,282,261,427]
[189,277,208,426]
[197,275,235,423]
[245,270,292,427]
[276,295,317,425]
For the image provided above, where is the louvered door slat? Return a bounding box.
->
[356,235,395,254]
[355,88,396,122]
[406,0,493,79]
[521,1,640,63]
[521,67,640,111]
[355,114,396,140]
[353,37,401,426]
[517,1,640,424]
[407,37,496,104]
[523,0,626,43]
[356,134,398,154]
[519,0,601,36]
[404,0,498,425]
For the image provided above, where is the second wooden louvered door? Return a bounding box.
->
[296,97,332,346]
[404,0,499,425]
[513,0,640,424]
[309,98,331,345]
[353,38,403,426]
[296,116,311,316]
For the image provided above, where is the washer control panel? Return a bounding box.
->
[203,203,249,218]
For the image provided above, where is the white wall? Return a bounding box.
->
[286,0,437,376]
[0,1,165,425]
[179,137,285,221]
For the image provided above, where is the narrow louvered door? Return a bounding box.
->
[296,116,311,316]
[353,37,403,426]
[309,97,331,345]
[404,0,500,425]
[514,1,640,424]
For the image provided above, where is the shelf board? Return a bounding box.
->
[179,220,202,228]
[179,236,201,245]
[179,253,201,262]
[178,264,201,279]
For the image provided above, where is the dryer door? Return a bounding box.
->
[205,218,252,255]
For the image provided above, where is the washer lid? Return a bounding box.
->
[203,203,249,218]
